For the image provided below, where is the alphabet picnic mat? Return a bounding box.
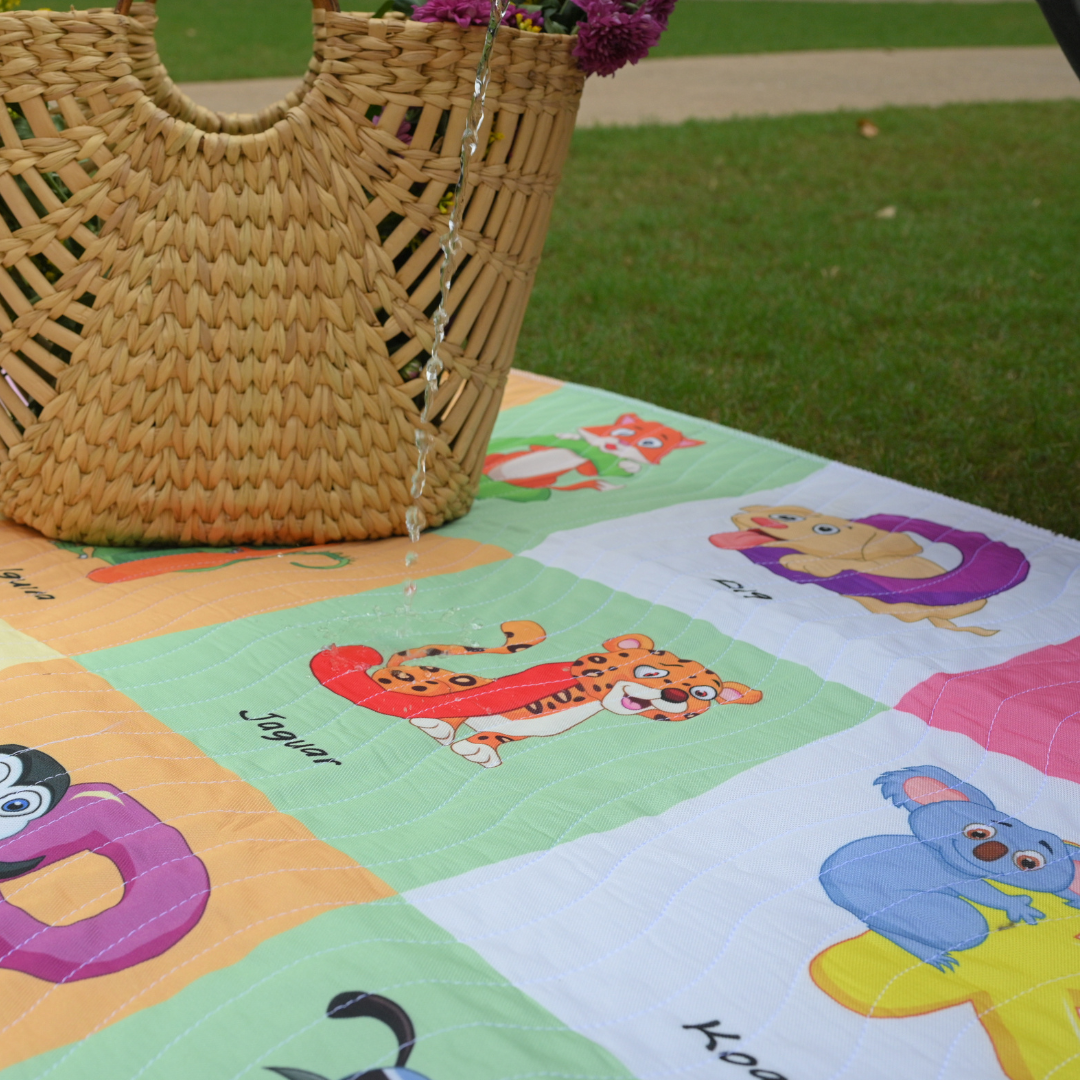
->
[0,369,1077,1080]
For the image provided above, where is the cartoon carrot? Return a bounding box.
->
[87,549,349,584]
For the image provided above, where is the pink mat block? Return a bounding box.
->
[897,637,1080,782]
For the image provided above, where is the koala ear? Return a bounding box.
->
[875,766,996,813]
[602,634,655,652]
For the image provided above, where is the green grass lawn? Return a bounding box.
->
[653,1,1055,59]
[139,0,1054,82]
[151,0,314,83]
[517,102,1079,538]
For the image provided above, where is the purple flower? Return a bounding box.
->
[412,0,491,26]
[572,0,662,77]
[504,3,544,31]
[372,113,414,144]
[412,0,543,29]
[642,0,676,30]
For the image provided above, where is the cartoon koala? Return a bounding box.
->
[820,766,1080,971]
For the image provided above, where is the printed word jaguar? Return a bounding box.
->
[238,711,342,765]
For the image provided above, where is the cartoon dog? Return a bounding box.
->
[709,505,1030,634]
[819,766,1080,971]
[268,992,427,1080]
[311,621,762,768]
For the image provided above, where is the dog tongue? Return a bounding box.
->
[708,530,774,550]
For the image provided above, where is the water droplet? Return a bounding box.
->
[401,0,510,616]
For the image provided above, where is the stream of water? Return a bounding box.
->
[403,0,512,612]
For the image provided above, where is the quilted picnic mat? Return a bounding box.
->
[0,368,1077,1080]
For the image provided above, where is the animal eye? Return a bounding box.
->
[812,523,841,535]
[633,665,669,679]
[637,437,663,449]
[963,824,996,841]
[773,514,803,522]
[0,790,41,816]
[1013,850,1046,871]
[691,686,718,700]
[610,428,635,437]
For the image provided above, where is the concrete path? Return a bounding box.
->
[177,45,1080,126]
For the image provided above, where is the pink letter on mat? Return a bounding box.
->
[896,636,1080,782]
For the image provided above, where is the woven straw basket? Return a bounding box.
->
[0,0,583,545]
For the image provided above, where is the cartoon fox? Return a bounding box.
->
[479,413,704,501]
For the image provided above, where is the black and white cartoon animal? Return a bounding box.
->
[266,992,429,1080]
[0,743,69,854]
[0,743,70,882]
[819,765,1080,971]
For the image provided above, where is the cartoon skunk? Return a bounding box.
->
[266,993,428,1080]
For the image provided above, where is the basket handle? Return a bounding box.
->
[115,0,341,13]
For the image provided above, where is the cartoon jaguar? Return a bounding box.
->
[311,621,762,767]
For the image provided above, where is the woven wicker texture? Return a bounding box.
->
[0,3,583,545]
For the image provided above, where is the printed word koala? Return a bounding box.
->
[709,505,1029,634]
[820,766,1080,971]
[311,621,762,768]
